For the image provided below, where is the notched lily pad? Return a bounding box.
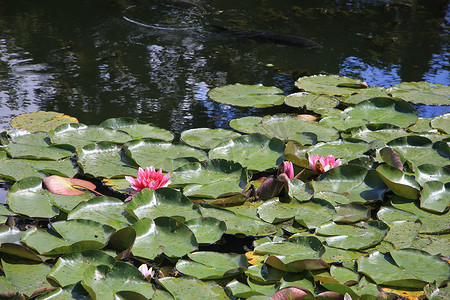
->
[180,128,241,149]
[10,111,78,132]
[388,81,450,105]
[100,117,174,141]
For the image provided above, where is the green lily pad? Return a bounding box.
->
[10,111,78,132]
[295,75,367,96]
[6,177,58,218]
[21,220,115,255]
[180,128,241,149]
[49,189,94,213]
[176,251,248,279]
[391,197,449,234]
[386,136,450,168]
[226,279,263,298]
[411,233,450,257]
[68,196,135,229]
[199,204,277,236]
[158,277,229,300]
[415,164,450,186]
[208,83,285,108]
[340,86,390,105]
[170,159,247,199]
[333,203,370,224]
[131,217,198,259]
[307,140,369,163]
[420,181,450,213]
[48,250,116,287]
[431,113,450,134]
[77,142,138,178]
[0,158,78,182]
[388,81,450,105]
[293,199,338,229]
[209,134,285,171]
[284,92,338,111]
[2,131,74,160]
[351,124,411,143]
[81,262,155,299]
[345,97,418,128]
[100,117,174,141]
[319,113,368,132]
[312,166,389,203]
[125,139,207,172]
[316,220,389,250]
[1,259,52,296]
[257,198,302,224]
[126,188,202,222]
[49,123,132,149]
[229,116,264,134]
[185,217,226,244]
[33,283,91,300]
[408,117,434,133]
[376,164,421,199]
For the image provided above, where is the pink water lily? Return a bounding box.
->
[281,161,295,179]
[309,155,341,174]
[138,264,154,279]
[125,166,171,194]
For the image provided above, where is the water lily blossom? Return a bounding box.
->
[309,155,341,174]
[281,161,294,179]
[138,264,154,279]
[125,166,171,194]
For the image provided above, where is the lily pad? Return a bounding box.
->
[170,159,247,199]
[158,276,229,300]
[77,142,138,178]
[126,188,202,222]
[345,97,418,128]
[10,111,78,132]
[295,75,367,96]
[420,181,450,213]
[81,262,155,299]
[408,117,434,133]
[185,217,226,244]
[100,117,174,141]
[351,124,410,143]
[376,164,421,199]
[6,177,58,218]
[48,250,116,287]
[180,128,241,149]
[307,140,369,163]
[49,123,132,149]
[209,134,285,171]
[340,86,390,105]
[431,113,450,134]
[208,83,285,108]
[312,165,389,203]
[388,81,450,105]
[319,113,368,132]
[2,131,74,160]
[284,92,338,111]
[415,164,450,186]
[131,217,198,259]
[316,220,389,250]
[229,116,264,134]
[125,139,207,171]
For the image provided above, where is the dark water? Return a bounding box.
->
[0,0,449,135]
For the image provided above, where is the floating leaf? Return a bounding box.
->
[295,75,366,96]
[49,123,132,149]
[312,166,388,203]
[420,181,450,213]
[284,92,338,111]
[333,203,370,224]
[170,159,247,198]
[125,139,207,171]
[340,86,390,105]
[229,116,264,134]
[180,128,241,149]
[77,142,138,178]
[126,188,202,222]
[185,217,226,244]
[351,124,410,143]
[209,134,285,171]
[415,164,450,186]
[345,97,418,128]
[319,114,368,132]
[307,140,369,163]
[2,131,74,160]
[100,117,174,141]
[6,177,58,218]
[81,262,155,299]
[388,81,450,105]
[208,83,285,108]
[408,117,433,133]
[131,217,198,259]
[316,220,389,250]
[10,111,78,132]
[376,164,421,199]
[68,196,134,229]
[431,112,450,134]
[158,277,229,300]
[48,250,116,287]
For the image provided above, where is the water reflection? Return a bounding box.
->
[0,0,448,135]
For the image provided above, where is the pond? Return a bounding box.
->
[1,0,449,136]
